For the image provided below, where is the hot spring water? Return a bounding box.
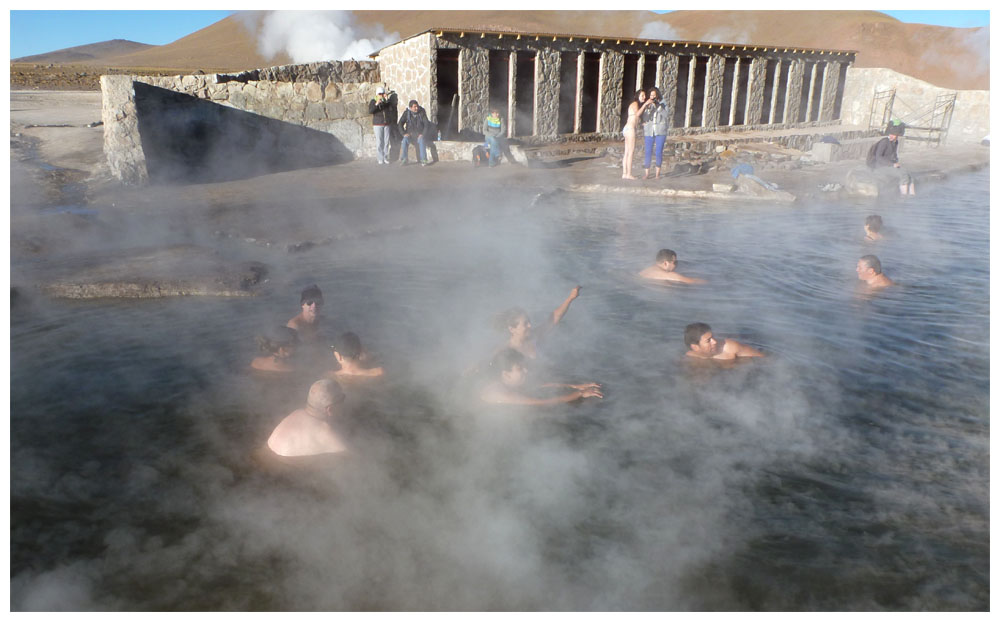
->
[10,169,989,610]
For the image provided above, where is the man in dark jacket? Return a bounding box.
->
[369,85,397,165]
[867,121,915,195]
[398,99,430,166]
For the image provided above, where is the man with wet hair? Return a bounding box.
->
[638,249,706,284]
[398,99,431,166]
[684,322,764,360]
[267,379,348,457]
[330,332,383,378]
[480,348,602,405]
[867,121,916,196]
[864,215,884,241]
[287,284,326,343]
[496,285,582,359]
[856,255,893,288]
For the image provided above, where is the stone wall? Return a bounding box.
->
[840,67,989,144]
[376,33,436,123]
[101,60,381,184]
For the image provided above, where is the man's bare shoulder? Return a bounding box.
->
[638,266,671,280]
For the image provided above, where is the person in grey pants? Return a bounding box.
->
[369,86,397,165]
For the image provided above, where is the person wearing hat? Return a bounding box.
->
[369,85,397,165]
[867,120,915,195]
[287,284,327,344]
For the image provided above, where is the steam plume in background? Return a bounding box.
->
[246,10,399,63]
[638,22,683,41]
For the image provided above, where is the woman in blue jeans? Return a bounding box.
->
[641,87,670,179]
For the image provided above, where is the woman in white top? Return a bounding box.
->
[622,89,651,180]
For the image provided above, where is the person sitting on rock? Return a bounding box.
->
[251,326,300,373]
[867,121,915,196]
[684,322,764,361]
[638,249,706,284]
[267,379,348,457]
[856,255,893,289]
[865,215,884,241]
[330,332,383,379]
[482,106,507,167]
[480,348,603,405]
[398,99,431,166]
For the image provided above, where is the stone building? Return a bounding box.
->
[101,28,868,184]
[374,28,857,141]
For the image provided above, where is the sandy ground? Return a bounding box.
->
[10,90,990,294]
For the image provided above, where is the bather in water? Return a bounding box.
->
[479,348,603,406]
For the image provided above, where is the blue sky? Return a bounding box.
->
[9,9,991,60]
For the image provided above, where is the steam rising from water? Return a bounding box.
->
[245,10,399,63]
[9,164,989,609]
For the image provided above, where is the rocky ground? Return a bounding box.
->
[10,90,990,299]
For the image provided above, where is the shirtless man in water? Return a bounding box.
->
[864,215,884,241]
[856,255,893,289]
[638,249,706,284]
[267,379,348,457]
[497,285,582,359]
[287,284,326,343]
[684,322,764,361]
[330,332,384,379]
[480,348,603,405]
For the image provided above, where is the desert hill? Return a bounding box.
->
[13,39,154,64]
[18,11,990,91]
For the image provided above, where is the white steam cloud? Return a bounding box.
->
[639,22,682,41]
[254,11,399,63]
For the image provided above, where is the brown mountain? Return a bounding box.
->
[13,39,154,64]
[37,11,993,91]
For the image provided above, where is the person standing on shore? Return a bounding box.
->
[641,87,670,180]
[369,85,397,165]
[622,89,651,180]
[482,106,507,168]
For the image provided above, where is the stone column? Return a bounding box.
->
[508,51,517,138]
[703,54,725,128]
[684,56,697,128]
[574,51,585,134]
[101,75,148,185]
[804,63,819,122]
[745,57,768,125]
[659,53,679,126]
[729,58,742,126]
[534,49,560,137]
[599,50,624,134]
[458,47,488,133]
[768,60,782,124]
[635,55,646,92]
[818,61,841,121]
[784,59,805,123]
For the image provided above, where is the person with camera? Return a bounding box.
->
[369,85,397,165]
[641,87,670,180]
[397,99,431,166]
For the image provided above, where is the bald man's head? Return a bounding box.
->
[306,379,345,413]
